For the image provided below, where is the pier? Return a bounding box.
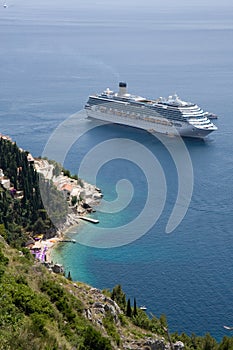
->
[60,239,76,243]
[78,216,99,224]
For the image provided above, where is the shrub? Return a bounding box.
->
[79,326,112,350]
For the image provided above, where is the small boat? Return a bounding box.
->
[206,112,218,120]
[223,325,233,330]
[3,3,7,8]
[140,305,147,311]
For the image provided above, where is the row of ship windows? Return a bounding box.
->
[90,98,184,118]
[90,98,206,120]
[95,104,185,122]
[190,121,212,126]
[96,106,182,127]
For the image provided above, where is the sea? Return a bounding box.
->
[1,0,233,341]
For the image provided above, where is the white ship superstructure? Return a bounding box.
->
[85,82,218,138]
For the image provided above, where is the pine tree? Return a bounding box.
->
[111,284,126,311]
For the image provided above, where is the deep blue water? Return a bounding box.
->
[1,0,233,341]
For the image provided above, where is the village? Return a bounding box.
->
[0,133,103,269]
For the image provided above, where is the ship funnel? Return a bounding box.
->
[118,82,127,96]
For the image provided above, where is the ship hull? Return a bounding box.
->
[85,109,214,139]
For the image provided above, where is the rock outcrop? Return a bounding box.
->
[70,283,173,350]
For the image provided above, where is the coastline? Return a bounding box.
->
[46,220,80,263]
[31,158,103,265]
[41,210,96,265]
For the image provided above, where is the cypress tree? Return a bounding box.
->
[126,298,132,317]
[133,297,137,316]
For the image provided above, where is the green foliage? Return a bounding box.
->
[150,315,166,335]
[111,284,126,311]
[31,217,48,234]
[160,313,168,328]
[102,288,111,298]
[0,253,60,349]
[126,298,132,317]
[30,313,48,336]
[0,243,114,349]
[10,282,54,317]
[79,325,112,350]
[102,311,121,346]
[219,336,233,350]
[41,280,66,302]
[0,139,69,246]
[0,248,9,281]
[71,195,78,206]
[62,168,71,177]
[131,308,167,337]
[118,313,127,326]
[67,271,72,281]
[0,249,9,266]
[203,333,218,350]
[170,331,220,350]
[41,279,83,319]
[132,308,151,330]
[133,297,137,316]
[0,224,7,240]
[21,247,33,260]
[2,140,233,349]
[71,174,78,181]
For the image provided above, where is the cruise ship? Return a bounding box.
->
[85,82,218,138]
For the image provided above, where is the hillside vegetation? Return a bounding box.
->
[0,138,67,246]
[1,238,233,350]
[0,238,169,350]
[1,137,233,349]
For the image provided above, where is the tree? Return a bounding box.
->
[219,336,233,350]
[71,196,78,206]
[111,284,126,311]
[80,326,112,350]
[0,224,7,240]
[203,333,217,350]
[31,217,47,234]
[133,297,137,316]
[160,313,167,328]
[126,298,132,317]
[67,271,72,281]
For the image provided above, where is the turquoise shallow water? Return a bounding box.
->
[51,121,233,340]
[1,0,233,340]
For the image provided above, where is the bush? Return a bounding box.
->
[0,249,9,266]
[79,326,112,350]
[12,283,54,317]
[31,313,48,336]
[103,311,121,346]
